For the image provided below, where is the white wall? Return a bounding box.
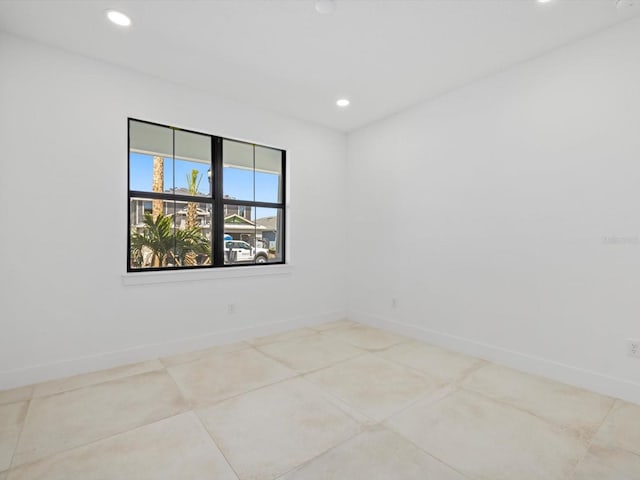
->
[347,17,640,403]
[0,33,348,389]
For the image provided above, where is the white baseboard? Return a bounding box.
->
[0,310,345,391]
[350,310,640,405]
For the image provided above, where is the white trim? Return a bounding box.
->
[0,310,344,390]
[349,310,640,405]
[122,263,292,286]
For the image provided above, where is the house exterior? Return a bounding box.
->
[130,194,269,247]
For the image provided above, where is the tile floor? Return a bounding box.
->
[1,320,639,479]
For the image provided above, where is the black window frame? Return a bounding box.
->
[127,118,286,272]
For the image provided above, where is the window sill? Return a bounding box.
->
[121,264,293,286]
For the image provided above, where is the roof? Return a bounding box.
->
[256,216,278,231]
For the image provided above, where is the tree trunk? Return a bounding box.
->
[152,155,164,220]
[151,155,164,267]
[184,169,200,266]
[184,203,198,265]
[186,202,198,229]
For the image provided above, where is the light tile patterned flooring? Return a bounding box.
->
[1,320,639,479]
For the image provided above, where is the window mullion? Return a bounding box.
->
[213,137,225,267]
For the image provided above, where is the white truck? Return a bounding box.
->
[224,240,269,263]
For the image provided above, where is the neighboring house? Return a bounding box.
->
[256,215,278,247]
[130,194,269,247]
[223,197,252,221]
[129,196,212,237]
[223,214,266,245]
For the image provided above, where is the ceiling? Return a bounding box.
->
[0,0,638,132]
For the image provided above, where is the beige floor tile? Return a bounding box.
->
[305,354,443,421]
[0,403,28,430]
[0,425,21,472]
[160,341,251,367]
[573,443,640,480]
[7,412,237,480]
[0,402,28,472]
[249,328,317,347]
[377,341,484,382]
[321,325,409,351]
[13,370,186,467]
[280,426,466,480]
[593,400,640,455]
[386,388,588,480]
[168,348,296,408]
[32,360,165,397]
[0,387,32,407]
[462,363,614,437]
[257,334,364,373]
[198,377,360,480]
[310,319,356,332]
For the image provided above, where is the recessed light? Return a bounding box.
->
[336,98,350,107]
[106,10,131,27]
[315,0,336,14]
[537,0,552,3]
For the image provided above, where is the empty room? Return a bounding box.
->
[0,0,639,478]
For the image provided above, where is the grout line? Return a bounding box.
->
[188,370,368,480]
[163,364,191,408]
[248,327,319,346]
[308,323,356,334]
[186,371,303,412]
[255,346,369,377]
[298,350,370,376]
[317,333,412,353]
[159,342,253,369]
[382,382,460,425]
[193,410,241,480]
[455,383,608,443]
[271,428,364,479]
[567,399,620,480]
[6,397,32,472]
[7,365,187,472]
[6,407,190,473]
[0,386,34,408]
[29,361,165,399]
[296,375,379,426]
[380,396,474,480]
[301,351,462,428]
[367,343,487,387]
[455,358,490,382]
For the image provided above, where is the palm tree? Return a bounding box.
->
[150,155,165,267]
[183,169,203,265]
[130,213,210,268]
[151,156,164,220]
[186,169,202,229]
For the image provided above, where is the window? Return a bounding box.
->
[128,119,286,271]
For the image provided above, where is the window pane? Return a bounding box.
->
[129,153,172,193]
[223,139,254,201]
[174,130,211,197]
[256,207,284,263]
[255,146,283,203]
[130,199,212,269]
[222,206,283,264]
[130,120,173,157]
[223,204,256,264]
[129,200,175,269]
[129,121,173,194]
[174,198,213,267]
